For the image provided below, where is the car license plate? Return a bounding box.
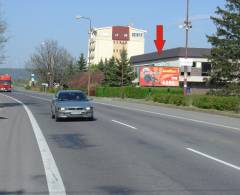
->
[71,110,83,115]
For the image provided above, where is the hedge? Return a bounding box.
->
[153,94,240,112]
[95,86,182,99]
[95,86,240,112]
[192,95,240,111]
[153,94,188,106]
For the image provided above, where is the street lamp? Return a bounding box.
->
[75,15,92,96]
[183,0,192,96]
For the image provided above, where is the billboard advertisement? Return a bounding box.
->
[139,66,179,87]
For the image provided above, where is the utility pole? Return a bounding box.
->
[76,16,93,96]
[183,0,192,96]
[121,54,124,99]
[87,20,92,96]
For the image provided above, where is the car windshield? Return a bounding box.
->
[58,92,87,101]
[0,80,11,85]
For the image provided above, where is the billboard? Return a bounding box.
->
[139,66,179,87]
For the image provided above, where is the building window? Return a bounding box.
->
[115,33,119,37]
[124,33,128,37]
[202,62,211,76]
[113,49,115,53]
[192,62,197,67]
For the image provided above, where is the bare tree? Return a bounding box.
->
[26,40,75,87]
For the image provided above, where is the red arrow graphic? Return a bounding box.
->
[154,25,165,55]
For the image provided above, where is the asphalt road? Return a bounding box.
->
[1,90,240,195]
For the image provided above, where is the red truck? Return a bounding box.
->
[0,74,13,92]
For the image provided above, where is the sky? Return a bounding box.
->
[1,0,226,68]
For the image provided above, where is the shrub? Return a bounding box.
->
[95,86,182,99]
[153,94,187,106]
[25,85,31,90]
[95,86,240,112]
[192,95,240,111]
[95,87,121,97]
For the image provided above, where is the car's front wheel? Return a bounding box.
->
[55,115,60,122]
[55,110,60,122]
[88,113,94,121]
[51,111,55,119]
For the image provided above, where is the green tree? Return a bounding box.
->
[116,49,134,86]
[207,0,240,90]
[98,59,105,72]
[77,53,87,71]
[103,57,118,86]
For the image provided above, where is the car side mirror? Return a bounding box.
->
[88,97,93,101]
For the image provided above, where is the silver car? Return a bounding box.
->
[51,90,94,121]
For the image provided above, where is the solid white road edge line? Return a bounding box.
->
[1,94,66,195]
[94,101,240,132]
[112,119,137,130]
[187,148,240,171]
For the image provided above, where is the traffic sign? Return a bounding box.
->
[179,58,193,67]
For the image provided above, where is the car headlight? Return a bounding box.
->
[86,107,91,111]
[59,107,66,111]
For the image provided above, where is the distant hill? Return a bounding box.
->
[0,68,30,80]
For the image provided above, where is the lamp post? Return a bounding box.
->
[183,0,192,96]
[75,15,92,96]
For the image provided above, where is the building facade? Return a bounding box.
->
[130,47,212,86]
[88,26,146,65]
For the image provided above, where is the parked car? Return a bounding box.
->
[51,90,94,121]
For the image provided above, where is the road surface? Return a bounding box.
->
[1,90,240,195]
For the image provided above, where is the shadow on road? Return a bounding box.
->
[97,186,136,195]
[0,102,37,108]
[0,117,8,119]
[49,133,97,150]
[57,117,98,122]
[0,190,24,195]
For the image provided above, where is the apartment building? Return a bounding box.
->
[88,26,146,64]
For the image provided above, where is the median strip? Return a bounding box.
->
[112,119,137,130]
[187,148,240,171]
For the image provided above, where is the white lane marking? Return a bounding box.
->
[112,120,137,130]
[1,94,66,195]
[22,94,52,102]
[94,101,240,132]
[187,148,240,171]
[15,93,240,132]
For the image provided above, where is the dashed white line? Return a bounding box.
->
[112,119,137,130]
[15,93,240,132]
[94,101,240,132]
[187,148,240,171]
[1,93,66,195]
